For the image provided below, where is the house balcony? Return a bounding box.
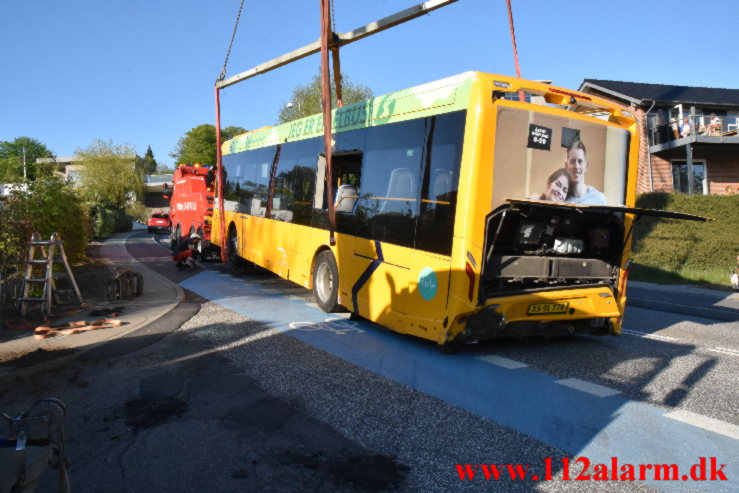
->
[649,116,739,153]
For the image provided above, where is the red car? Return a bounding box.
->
[147,212,171,234]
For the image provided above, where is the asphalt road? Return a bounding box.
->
[3,231,736,492]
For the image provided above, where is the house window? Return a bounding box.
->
[727,112,739,133]
[671,160,706,194]
[66,170,80,183]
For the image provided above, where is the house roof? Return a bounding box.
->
[579,79,739,107]
[36,156,81,164]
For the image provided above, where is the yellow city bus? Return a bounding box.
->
[212,71,702,345]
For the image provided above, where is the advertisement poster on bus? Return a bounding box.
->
[491,107,630,209]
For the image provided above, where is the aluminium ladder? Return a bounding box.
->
[19,232,82,316]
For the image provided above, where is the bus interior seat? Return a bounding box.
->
[380,168,415,213]
[334,184,358,213]
[250,198,263,216]
[432,171,452,201]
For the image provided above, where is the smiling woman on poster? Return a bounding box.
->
[564,140,607,205]
[530,168,571,202]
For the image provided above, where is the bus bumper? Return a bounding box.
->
[458,286,622,342]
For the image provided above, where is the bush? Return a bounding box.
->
[90,204,132,239]
[125,202,152,224]
[632,192,739,286]
[0,178,89,275]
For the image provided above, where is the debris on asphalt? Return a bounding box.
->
[33,318,124,340]
[88,306,126,317]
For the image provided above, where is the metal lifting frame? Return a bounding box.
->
[214,0,458,258]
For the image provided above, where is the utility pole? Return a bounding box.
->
[686,144,694,195]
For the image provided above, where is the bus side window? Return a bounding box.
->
[332,153,362,214]
[416,111,465,255]
[313,154,327,210]
[239,162,257,210]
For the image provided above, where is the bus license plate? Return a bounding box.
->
[527,302,569,315]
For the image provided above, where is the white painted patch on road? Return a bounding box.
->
[623,330,739,358]
[665,410,739,440]
[478,355,529,369]
[621,329,679,342]
[707,347,739,357]
[288,319,365,336]
[555,378,621,398]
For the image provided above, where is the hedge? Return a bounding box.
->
[90,204,133,239]
[0,178,89,275]
[631,192,739,286]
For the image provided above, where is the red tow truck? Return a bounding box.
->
[164,164,220,261]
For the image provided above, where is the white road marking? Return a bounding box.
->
[555,378,621,398]
[622,329,739,358]
[288,319,365,335]
[665,410,739,440]
[707,347,739,357]
[478,355,529,369]
[621,329,679,342]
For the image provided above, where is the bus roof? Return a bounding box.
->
[222,71,634,156]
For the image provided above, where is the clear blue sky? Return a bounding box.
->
[2,0,737,168]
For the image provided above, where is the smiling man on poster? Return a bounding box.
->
[564,139,607,205]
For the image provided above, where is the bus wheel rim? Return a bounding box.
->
[316,262,332,302]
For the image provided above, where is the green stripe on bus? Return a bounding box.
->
[224,73,473,155]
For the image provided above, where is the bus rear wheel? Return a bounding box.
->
[227,226,243,271]
[313,250,340,312]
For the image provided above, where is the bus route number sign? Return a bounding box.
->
[527,124,552,151]
[527,302,568,315]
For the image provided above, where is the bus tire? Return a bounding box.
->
[227,225,244,272]
[313,250,340,313]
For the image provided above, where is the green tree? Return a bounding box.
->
[154,163,175,174]
[277,69,374,124]
[141,145,158,175]
[0,136,55,182]
[0,177,88,277]
[76,139,142,208]
[170,124,246,166]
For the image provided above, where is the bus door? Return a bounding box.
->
[322,151,365,309]
[347,157,456,337]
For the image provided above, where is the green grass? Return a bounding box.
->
[630,192,738,289]
[630,264,729,288]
